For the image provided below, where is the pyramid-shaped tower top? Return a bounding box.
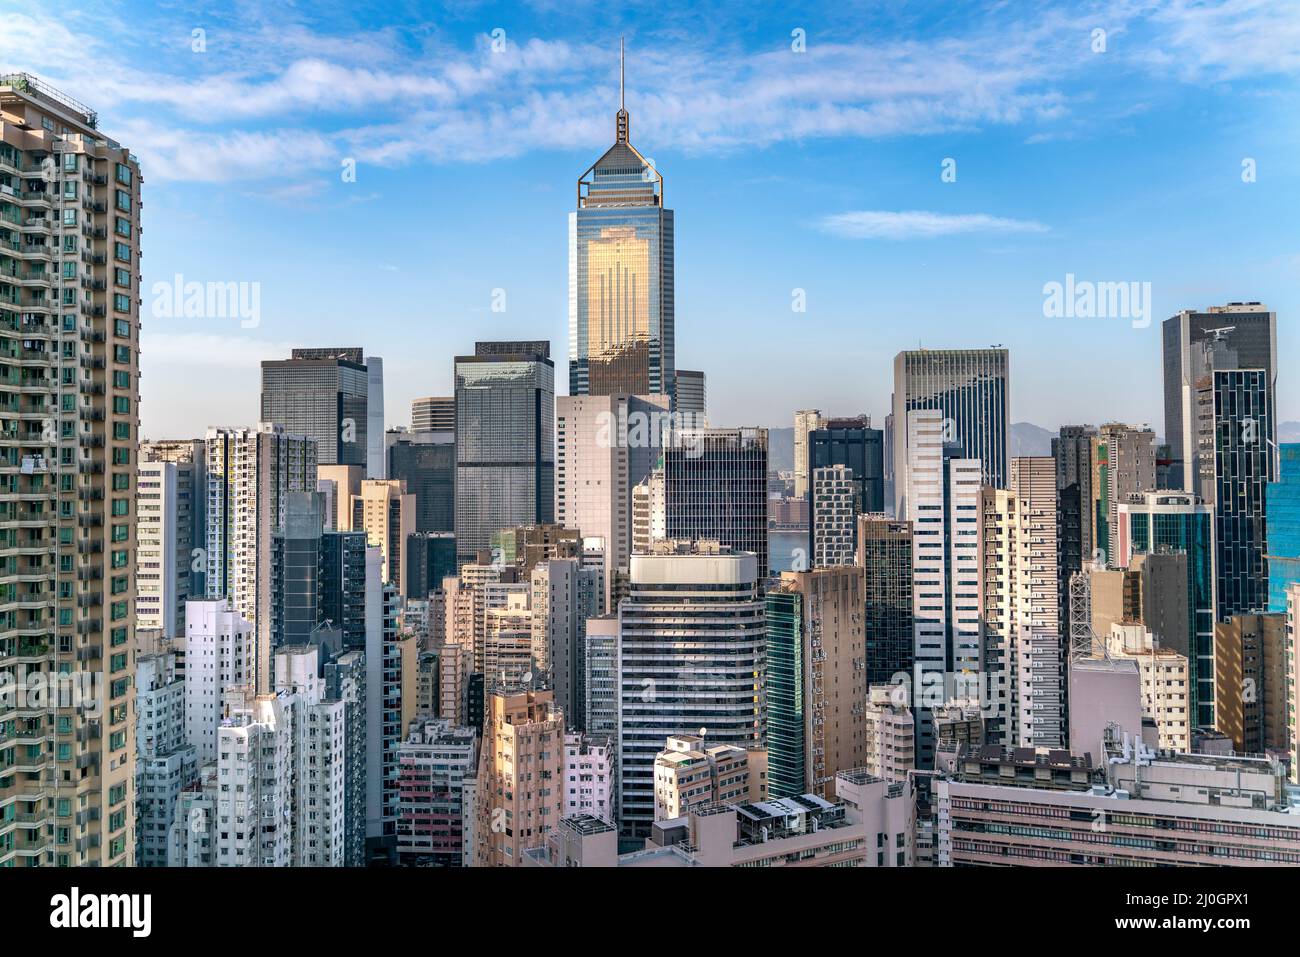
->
[576,38,663,208]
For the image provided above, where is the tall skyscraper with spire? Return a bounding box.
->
[569,41,675,403]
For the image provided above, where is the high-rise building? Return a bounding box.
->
[135,648,197,867]
[454,341,554,565]
[411,395,455,434]
[475,688,565,866]
[366,355,385,479]
[273,644,349,867]
[1115,490,1215,723]
[892,348,1009,517]
[365,558,416,861]
[0,74,142,867]
[863,685,916,785]
[617,542,765,837]
[396,717,478,867]
[1009,457,1062,748]
[674,370,706,426]
[531,557,604,725]
[1267,444,1300,612]
[137,460,187,637]
[1088,423,1156,566]
[1163,303,1276,491]
[555,392,670,598]
[1214,612,1287,756]
[905,409,983,766]
[387,429,455,533]
[403,531,456,602]
[270,491,325,650]
[858,514,914,688]
[793,410,824,499]
[810,465,857,568]
[1195,362,1275,620]
[318,463,362,532]
[569,47,674,401]
[351,478,415,590]
[809,416,885,515]
[261,347,368,468]
[661,427,769,579]
[764,568,865,798]
[183,599,255,765]
[141,439,207,597]
[205,423,317,692]
[584,616,619,739]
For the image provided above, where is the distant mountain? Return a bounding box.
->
[1010,422,1055,457]
[1281,421,1300,444]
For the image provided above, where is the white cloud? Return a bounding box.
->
[817,210,1049,240]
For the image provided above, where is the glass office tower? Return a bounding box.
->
[892,348,1009,517]
[454,341,555,566]
[261,347,369,467]
[569,56,674,402]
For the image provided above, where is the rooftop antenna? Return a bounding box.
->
[616,37,629,143]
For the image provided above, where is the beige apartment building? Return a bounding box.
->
[1105,623,1190,752]
[0,74,140,866]
[351,478,414,590]
[474,688,564,866]
[652,734,767,820]
[772,567,866,798]
[863,685,915,784]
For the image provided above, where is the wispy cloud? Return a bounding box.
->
[2,1,1298,183]
[817,210,1048,240]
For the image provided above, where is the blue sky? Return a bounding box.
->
[4,0,1297,438]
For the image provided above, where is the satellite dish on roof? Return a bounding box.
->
[698,727,707,737]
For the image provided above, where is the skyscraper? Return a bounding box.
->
[411,395,455,434]
[0,74,141,866]
[674,369,706,426]
[388,429,455,532]
[858,514,914,688]
[662,427,769,579]
[793,410,825,499]
[892,348,1009,518]
[1163,302,1277,491]
[905,409,983,766]
[454,341,554,566]
[261,347,368,468]
[366,355,385,479]
[555,392,670,595]
[616,542,765,838]
[808,416,885,564]
[205,423,318,692]
[569,44,674,402]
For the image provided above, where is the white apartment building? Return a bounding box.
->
[564,732,614,822]
[1106,623,1191,752]
[184,599,255,765]
[906,409,982,765]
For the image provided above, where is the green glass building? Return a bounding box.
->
[764,589,805,799]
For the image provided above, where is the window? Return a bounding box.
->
[114,268,130,287]
[114,242,130,263]
[113,371,131,389]
[63,154,78,172]
[116,163,131,185]
[62,209,77,226]
[113,293,130,313]
[115,216,130,237]
[116,189,131,212]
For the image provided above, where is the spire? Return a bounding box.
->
[616,36,629,143]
